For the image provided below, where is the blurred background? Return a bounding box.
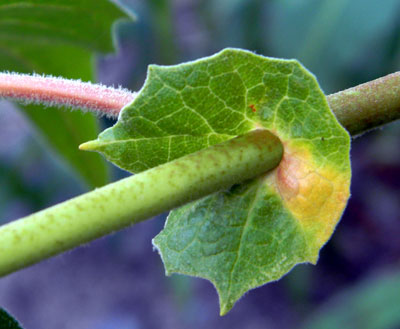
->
[1,0,400,328]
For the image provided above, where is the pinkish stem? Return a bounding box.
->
[0,72,136,118]
[1,71,399,135]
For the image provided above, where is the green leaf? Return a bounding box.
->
[154,180,312,315]
[302,268,400,329]
[0,309,23,329]
[83,48,351,314]
[0,0,132,187]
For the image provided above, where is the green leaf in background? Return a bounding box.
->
[0,308,23,329]
[0,0,133,187]
[82,48,351,314]
[302,268,400,329]
[267,0,400,92]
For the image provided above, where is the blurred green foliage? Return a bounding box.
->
[303,268,400,329]
[0,308,23,329]
[0,0,131,188]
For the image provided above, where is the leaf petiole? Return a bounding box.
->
[0,72,135,117]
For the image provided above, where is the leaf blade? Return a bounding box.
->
[83,48,351,313]
[153,180,314,315]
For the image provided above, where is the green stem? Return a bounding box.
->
[0,129,283,277]
[327,71,400,136]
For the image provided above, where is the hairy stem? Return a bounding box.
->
[0,72,136,117]
[1,71,399,134]
[0,129,283,277]
[327,71,400,136]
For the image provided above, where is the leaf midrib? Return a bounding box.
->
[96,134,237,146]
[225,182,264,301]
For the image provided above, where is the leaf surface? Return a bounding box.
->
[83,48,351,314]
[0,0,132,187]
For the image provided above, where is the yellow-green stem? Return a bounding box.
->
[0,129,283,277]
[327,71,400,136]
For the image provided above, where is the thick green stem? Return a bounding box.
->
[327,71,400,136]
[0,129,283,277]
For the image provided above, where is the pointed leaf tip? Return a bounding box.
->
[79,141,98,151]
